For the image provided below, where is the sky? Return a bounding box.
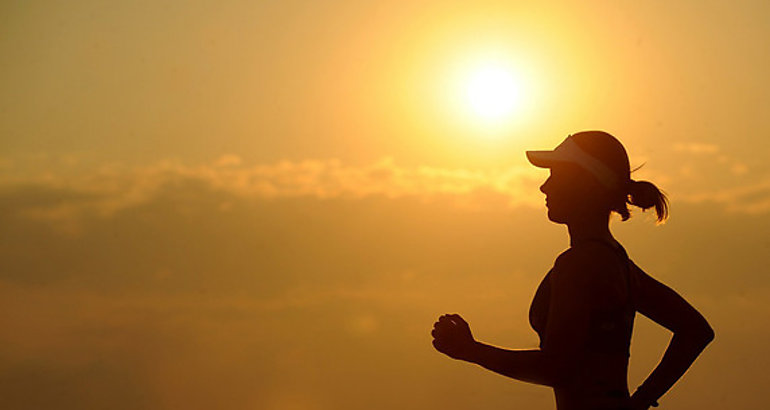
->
[1,0,769,409]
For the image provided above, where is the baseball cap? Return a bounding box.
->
[526,131,631,191]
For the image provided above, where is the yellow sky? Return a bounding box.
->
[1,1,769,409]
[3,1,769,167]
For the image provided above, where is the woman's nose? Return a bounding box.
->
[540,177,550,194]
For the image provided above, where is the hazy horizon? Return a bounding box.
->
[2,1,769,409]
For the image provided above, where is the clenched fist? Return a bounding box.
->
[431,313,477,361]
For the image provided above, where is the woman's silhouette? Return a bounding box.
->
[431,131,714,410]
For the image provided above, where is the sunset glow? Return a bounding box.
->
[2,1,769,409]
[465,64,521,121]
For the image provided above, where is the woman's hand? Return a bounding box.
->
[431,313,477,361]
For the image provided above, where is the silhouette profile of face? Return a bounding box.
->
[539,162,608,224]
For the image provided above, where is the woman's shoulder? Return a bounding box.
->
[552,242,625,283]
[555,241,621,267]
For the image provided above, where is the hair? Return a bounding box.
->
[613,178,669,223]
[568,131,669,224]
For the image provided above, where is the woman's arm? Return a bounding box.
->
[629,262,715,407]
[466,342,573,387]
[431,315,570,387]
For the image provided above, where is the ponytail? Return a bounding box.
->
[627,179,669,223]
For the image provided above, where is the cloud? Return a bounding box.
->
[673,142,720,154]
[0,155,545,229]
[2,150,770,238]
[678,178,770,215]
[664,141,752,183]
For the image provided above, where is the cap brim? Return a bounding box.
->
[526,150,558,168]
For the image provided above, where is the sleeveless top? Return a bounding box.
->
[529,239,636,356]
[529,240,652,408]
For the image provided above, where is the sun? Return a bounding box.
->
[436,53,541,138]
[465,64,521,121]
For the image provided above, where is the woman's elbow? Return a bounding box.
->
[683,321,715,348]
[700,323,715,345]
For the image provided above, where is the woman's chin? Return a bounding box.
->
[546,209,569,224]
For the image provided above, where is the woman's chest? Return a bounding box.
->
[528,270,552,346]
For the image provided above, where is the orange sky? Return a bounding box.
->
[1,1,769,409]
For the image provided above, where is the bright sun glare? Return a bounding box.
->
[465,64,522,121]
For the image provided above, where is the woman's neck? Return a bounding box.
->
[567,215,614,247]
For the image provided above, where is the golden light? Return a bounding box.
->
[431,49,546,144]
[465,64,521,121]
